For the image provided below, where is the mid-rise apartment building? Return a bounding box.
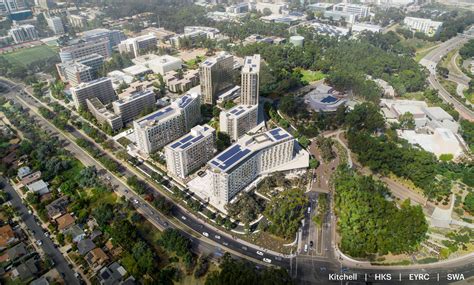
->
[56,54,104,86]
[220,104,258,141]
[118,34,157,58]
[112,89,156,124]
[133,93,201,154]
[199,52,234,105]
[46,16,64,35]
[86,97,123,131]
[333,3,370,18]
[240,54,260,105]
[82,28,126,48]
[71,77,117,109]
[59,38,111,63]
[164,69,199,93]
[403,17,443,36]
[69,15,87,28]
[165,124,215,179]
[0,0,27,15]
[8,24,38,43]
[206,128,295,208]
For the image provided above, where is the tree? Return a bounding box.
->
[345,102,385,133]
[464,193,474,214]
[399,112,415,130]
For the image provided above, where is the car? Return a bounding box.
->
[223,242,228,246]
[215,235,221,240]
[256,251,264,256]
[320,267,326,272]
[181,216,187,220]
[202,232,209,237]
[309,241,314,247]
[307,207,311,214]
[36,240,43,246]
[133,199,139,204]
[304,244,308,252]
[44,232,49,238]
[274,256,282,261]
[263,258,272,263]
[163,222,169,227]
[341,267,349,273]
[242,246,248,251]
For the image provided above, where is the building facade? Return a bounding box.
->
[0,0,27,15]
[403,17,443,36]
[164,124,215,179]
[46,16,64,35]
[56,54,104,86]
[199,52,234,105]
[112,89,156,124]
[69,15,87,28]
[118,34,157,58]
[59,38,111,63]
[133,93,201,154]
[240,54,260,105]
[207,128,295,207]
[219,104,258,141]
[82,28,126,48]
[71,77,117,109]
[86,97,123,131]
[8,24,38,43]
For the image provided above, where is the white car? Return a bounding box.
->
[256,251,264,256]
[215,235,221,240]
[36,240,43,246]
[263,258,272,263]
[202,232,209,237]
[181,216,187,220]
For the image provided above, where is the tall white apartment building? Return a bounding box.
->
[0,0,27,15]
[241,54,260,105]
[220,104,258,141]
[206,128,295,208]
[59,38,111,63]
[165,124,215,179]
[70,77,117,109]
[133,93,201,154]
[8,24,38,44]
[58,62,93,87]
[118,34,157,58]
[82,28,126,49]
[112,89,156,123]
[403,17,443,36]
[46,16,64,35]
[199,52,234,105]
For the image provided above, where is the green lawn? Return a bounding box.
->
[301,70,326,83]
[1,45,58,67]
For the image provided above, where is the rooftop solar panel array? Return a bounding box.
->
[321,95,338,104]
[141,106,174,122]
[269,128,290,141]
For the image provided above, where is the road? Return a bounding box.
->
[419,35,474,122]
[0,177,80,285]
[2,78,474,284]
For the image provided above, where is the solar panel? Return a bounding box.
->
[321,96,337,103]
[216,145,241,162]
[219,149,251,171]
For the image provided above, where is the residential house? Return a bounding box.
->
[99,262,127,285]
[11,258,38,281]
[19,171,41,187]
[77,239,96,255]
[63,225,86,243]
[6,242,27,261]
[56,213,75,231]
[46,196,69,220]
[0,225,18,250]
[27,180,50,195]
[17,166,31,179]
[85,247,109,271]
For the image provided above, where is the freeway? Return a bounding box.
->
[419,35,474,122]
[0,177,80,285]
[2,78,474,284]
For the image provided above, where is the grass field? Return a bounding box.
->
[301,70,326,83]
[1,45,58,67]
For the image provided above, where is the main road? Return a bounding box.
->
[2,79,474,284]
[419,35,474,122]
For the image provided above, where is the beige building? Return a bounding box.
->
[71,77,117,109]
[133,93,201,154]
[164,69,200,93]
[86,97,123,131]
[118,34,157,58]
[113,89,156,124]
[164,124,215,179]
[240,54,260,105]
[220,104,258,141]
[199,52,234,105]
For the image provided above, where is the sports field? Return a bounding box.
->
[1,45,58,67]
[301,69,326,83]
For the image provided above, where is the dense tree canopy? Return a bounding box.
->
[334,168,428,258]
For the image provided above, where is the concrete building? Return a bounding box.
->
[0,0,27,15]
[8,24,38,44]
[333,3,370,18]
[56,54,104,86]
[59,38,111,63]
[165,124,215,179]
[46,16,64,35]
[71,77,117,109]
[188,128,308,211]
[240,54,260,106]
[184,26,220,39]
[253,2,286,15]
[134,93,201,154]
[82,28,126,49]
[403,17,443,37]
[170,26,219,48]
[107,70,134,90]
[216,85,241,105]
[309,22,350,37]
[69,14,87,28]
[132,54,182,75]
[86,97,123,131]
[118,34,157,58]
[220,104,258,141]
[304,84,347,112]
[199,52,234,105]
[323,10,356,24]
[112,89,156,124]
[351,23,382,35]
[27,180,50,195]
[164,69,200,93]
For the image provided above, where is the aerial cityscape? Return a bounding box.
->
[0,0,473,284]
